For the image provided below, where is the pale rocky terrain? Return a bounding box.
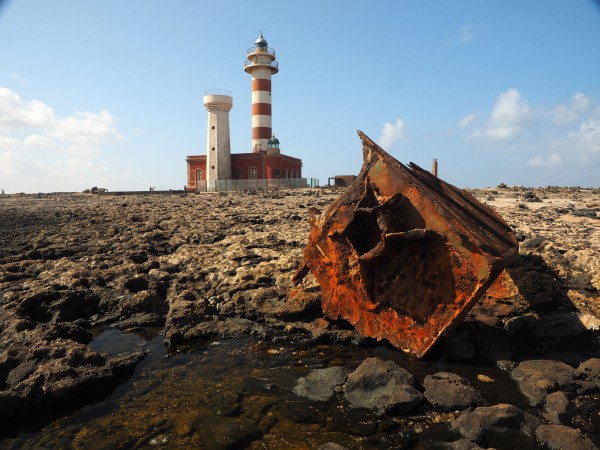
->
[0,187,599,448]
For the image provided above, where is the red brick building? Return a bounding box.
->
[186,137,303,191]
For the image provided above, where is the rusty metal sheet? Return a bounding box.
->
[293,131,518,357]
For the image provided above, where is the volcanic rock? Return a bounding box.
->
[343,357,422,415]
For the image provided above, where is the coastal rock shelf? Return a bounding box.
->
[0,187,599,448]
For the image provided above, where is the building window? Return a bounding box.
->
[234,168,243,179]
[249,167,257,180]
[285,169,290,179]
[195,169,203,183]
[272,168,281,178]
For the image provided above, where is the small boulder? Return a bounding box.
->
[510,360,580,406]
[343,357,423,415]
[535,424,597,450]
[451,403,540,446]
[293,366,350,402]
[543,391,573,425]
[423,372,486,412]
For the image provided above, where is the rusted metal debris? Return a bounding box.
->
[293,131,518,358]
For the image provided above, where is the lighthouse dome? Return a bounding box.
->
[255,33,268,48]
[267,135,280,145]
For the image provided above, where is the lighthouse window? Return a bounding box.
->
[272,168,281,178]
[212,147,215,151]
[211,126,215,130]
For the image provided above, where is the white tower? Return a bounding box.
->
[244,33,278,153]
[204,91,233,186]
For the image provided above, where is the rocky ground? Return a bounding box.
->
[0,186,599,449]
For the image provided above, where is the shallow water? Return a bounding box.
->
[5,329,532,449]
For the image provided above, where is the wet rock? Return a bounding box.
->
[542,391,573,425]
[535,424,597,450]
[578,358,600,389]
[196,416,261,450]
[343,357,423,415]
[510,360,588,406]
[423,372,486,412]
[318,443,347,450]
[293,366,350,401]
[450,403,540,447]
[0,338,144,425]
[115,313,164,329]
[574,394,600,434]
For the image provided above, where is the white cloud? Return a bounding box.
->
[0,135,20,148]
[0,87,55,129]
[10,72,28,83]
[24,134,51,147]
[379,118,408,148]
[458,113,478,129]
[0,150,25,175]
[528,153,562,167]
[550,105,577,126]
[572,92,592,111]
[52,110,122,143]
[0,87,126,192]
[568,118,600,153]
[470,88,530,140]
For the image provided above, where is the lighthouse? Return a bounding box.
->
[204,91,233,186]
[244,33,278,153]
[186,34,304,192]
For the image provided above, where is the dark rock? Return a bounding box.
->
[504,314,536,333]
[574,394,600,434]
[293,366,350,401]
[535,424,597,450]
[343,357,423,415]
[450,403,540,446]
[578,358,600,389]
[510,360,585,406]
[521,237,545,249]
[543,391,573,425]
[531,313,584,340]
[440,330,475,360]
[571,208,597,218]
[423,372,486,412]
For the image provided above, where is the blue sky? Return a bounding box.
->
[1,0,599,193]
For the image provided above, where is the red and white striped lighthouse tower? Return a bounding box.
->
[244,33,279,153]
